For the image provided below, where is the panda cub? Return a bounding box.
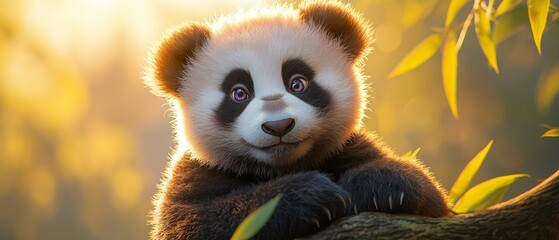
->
[146,1,450,239]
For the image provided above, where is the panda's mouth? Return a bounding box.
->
[243,138,307,151]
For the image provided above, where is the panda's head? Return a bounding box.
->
[146,1,372,176]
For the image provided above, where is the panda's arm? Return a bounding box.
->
[153,158,352,240]
[328,132,451,217]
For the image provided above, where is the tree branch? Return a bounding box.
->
[305,170,559,239]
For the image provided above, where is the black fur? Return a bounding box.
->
[214,69,255,128]
[155,132,450,239]
[281,59,331,112]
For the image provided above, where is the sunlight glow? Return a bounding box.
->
[374,23,402,52]
[111,167,144,210]
[1,0,556,238]
[23,165,56,210]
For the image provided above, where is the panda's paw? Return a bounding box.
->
[303,191,350,229]
[268,171,352,234]
[368,190,410,213]
[359,184,420,214]
[339,166,444,216]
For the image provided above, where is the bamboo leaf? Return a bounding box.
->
[467,184,511,210]
[475,8,500,73]
[453,174,529,213]
[449,140,493,203]
[527,0,550,54]
[495,0,523,16]
[442,31,459,119]
[493,6,529,45]
[535,63,559,114]
[389,34,442,78]
[446,0,472,27]
[402,147,421,159]
[402,0,439,29]
[231,194,282,240]
[542,128,559,137]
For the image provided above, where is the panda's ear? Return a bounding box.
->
[299,1,372,61]
[147,23,210,98]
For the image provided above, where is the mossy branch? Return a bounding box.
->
[305,170,559,239]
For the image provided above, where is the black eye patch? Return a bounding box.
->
[214,69,254,128]
[281,59,331,113]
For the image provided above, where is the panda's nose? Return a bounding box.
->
[261,118,295,137]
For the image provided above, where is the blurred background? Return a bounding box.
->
[1,0,558,239]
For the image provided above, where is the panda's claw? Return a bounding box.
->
[310,218,320,229]
[373,196,379,210]
[335,193,347,211]
[388,195,393,210]
[322,206,332,221]
[400,192,404,206]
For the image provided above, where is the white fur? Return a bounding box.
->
[176,8,364,169]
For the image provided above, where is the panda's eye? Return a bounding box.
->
[289,74,308,93]
[230,84,250,102]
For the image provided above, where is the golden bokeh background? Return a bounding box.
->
[1,0,558,239]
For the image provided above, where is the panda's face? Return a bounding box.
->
[176,18,364,169]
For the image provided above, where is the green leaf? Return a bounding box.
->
[442,31,459,119]
[449,140,493,203]
[467,184,511,210]
[231,194,282,240]
[402,0,439,29]
[527,0,550,55]
[475,8,500,73]
[402,147,421,159]
[553,12,559,23]
[542,128,559,137]
[495,0,523,16]
[445,0,472,27]
[493,6,529,45]
[389,34,442,78]
[453,174,529,213]
[536,63,559,114]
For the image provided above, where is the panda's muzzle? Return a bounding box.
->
[261,118,295,137]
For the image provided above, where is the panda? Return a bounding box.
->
[145,1,450,239]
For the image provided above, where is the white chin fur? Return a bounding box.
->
[248,138,314,165]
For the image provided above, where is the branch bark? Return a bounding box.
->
[305,170,559,239]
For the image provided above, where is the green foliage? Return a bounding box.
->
[453,174,529,213]
[402,147,421,158]
[446,0,472,27]
[442,31,459,119]
[446,140,529,213]
[449,140,493,203]
[388,34,442,79]
[231,194,282,240]
[527,0,550,54]
[390,0,555,119]
[496,0,523,16]
[400,141,529,214]
[541,125,559,137]
[535,63,559,114]
[475,7,500,73]
[401,0,439,29]
[493,6,529,45]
